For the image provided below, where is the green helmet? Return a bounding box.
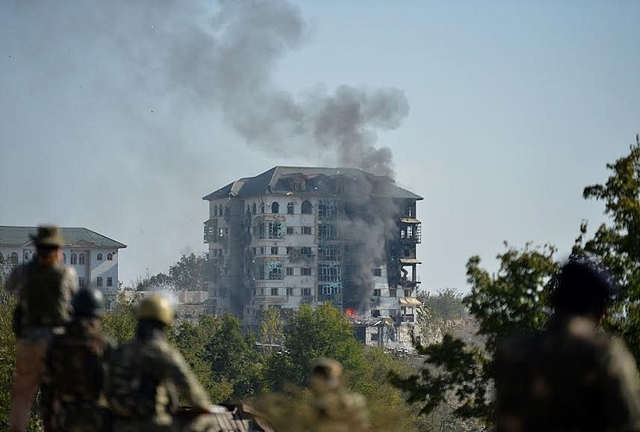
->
[72,288,105,317]
[137,294,174,326]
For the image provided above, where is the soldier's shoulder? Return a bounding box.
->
[59,264,78,279]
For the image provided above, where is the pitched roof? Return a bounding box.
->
[203,166,423,201]
[0,226,127,248]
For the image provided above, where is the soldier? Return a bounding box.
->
[494,255,640,432]
[41,287,112,432]
[106,294,212,432]
[6,225,78,432]
[308,358,369,432]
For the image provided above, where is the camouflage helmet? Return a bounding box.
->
[310,358,343,392]
[72,288,105,317]
[551,253,619,314]
[137,294,174,326]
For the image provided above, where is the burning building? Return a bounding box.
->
[202,166,422,340]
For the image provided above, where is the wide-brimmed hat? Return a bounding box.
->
[30,225,66,248]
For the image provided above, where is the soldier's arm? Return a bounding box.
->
[162,347,211,410]
[603,338,640,432]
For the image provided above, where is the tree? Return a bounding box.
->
[391,243,559,425]
[101,290,139,344]
[258,307,285,352]
[135,253,208,291]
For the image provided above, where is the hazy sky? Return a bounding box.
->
[1,0,639,291]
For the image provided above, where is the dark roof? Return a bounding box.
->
[0,226,127,248]
[203,166,423,201]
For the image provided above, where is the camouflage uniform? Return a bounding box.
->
[309,358,369,432]
[494,255,640,432]
[41,317,112,432]
[7,256,78,432]
[107,294,211,432]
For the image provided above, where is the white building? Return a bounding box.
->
[202,167,423,345]
[0,226,126,297]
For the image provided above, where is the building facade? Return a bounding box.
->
[0,226,126,300]
[202,167,423,343]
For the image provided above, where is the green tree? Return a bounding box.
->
[169,253,208,291]
[101,290,139,343]
[258,306,285,352]
[391,243,559,425]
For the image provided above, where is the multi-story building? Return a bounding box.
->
[202,166,423,341]
[0,226,126,299]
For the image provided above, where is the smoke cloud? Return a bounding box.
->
[0,0,409,297]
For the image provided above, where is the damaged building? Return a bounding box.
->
[202,166,422,345]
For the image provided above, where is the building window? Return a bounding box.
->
[267,261,283,280]
[62,253,66,264]
[97,253,103,261]
[301,267,312,276]
[302,226,312,235]
[97,277,103,287]
[9,252,18,264]
[79,253,85,265]
[260,203,265,214]
[271,247,278,255]
[270,288,279,296]
[246,205,250,215]
[320,245,339,261]
[271,202,280,214]
[372,268,382,277]
[300,247,312,256]
[404,289,411,297]
[286,226,294,235]
[320,284,341,295]
[252,203,257,214]
[390,289,397,297]
[287,202,294,214]
[286,287,294,296]
[107,253,113,261]
[79,277,85,288]
[373,289,381,297]
[286,267,294,276]
[268,222,283,239]
[70,253,78,265]
[24,252,29,261]
[301,200,312,214]
[302,288,311,296]
[318,224,337,239]
[107,277,113,287]
[318,263,341,282]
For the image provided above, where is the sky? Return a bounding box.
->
[1,0,639,291]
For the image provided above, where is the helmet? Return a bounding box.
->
[72,288,105,317]
[551,253,619,314]
[310,358,343,392]
[137,294,174,326]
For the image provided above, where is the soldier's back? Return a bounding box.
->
[495,315,640,432]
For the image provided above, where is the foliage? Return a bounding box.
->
[391,243,559,425]
[136,253,208,291]
[418,288,466,322]
[101,290,139,344]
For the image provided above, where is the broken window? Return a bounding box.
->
[267,261,283,280]
[319,245,339,261]
[301,200,312,214]
[320,284,341,295]
[268,222,283,239]
[287,202,294,214]
[318,224,337,239]
[254,262,265,280]
[318,263,341,282]
[318,199,336,219]
[271,202,280,214]
[254,223,266,239]
[271,247,278,255]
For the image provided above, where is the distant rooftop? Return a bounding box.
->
[0,226,127,249]
[203,166,423,201]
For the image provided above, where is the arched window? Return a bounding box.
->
[287,202,294,214]
[260,203,265,214]
[271,202,279,214]
[97,253,103,261]
[246,205,250,215]
[301,200,312,214]
[107,253,113,261]
[71,253,77,265]
[10,252,18,264]
[79,253,85,265]
[215,205,219,217]
[24,252,29,261]
[63,253,67,264]
[252,203,257,214]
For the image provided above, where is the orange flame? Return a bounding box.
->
[345,308,358,318]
